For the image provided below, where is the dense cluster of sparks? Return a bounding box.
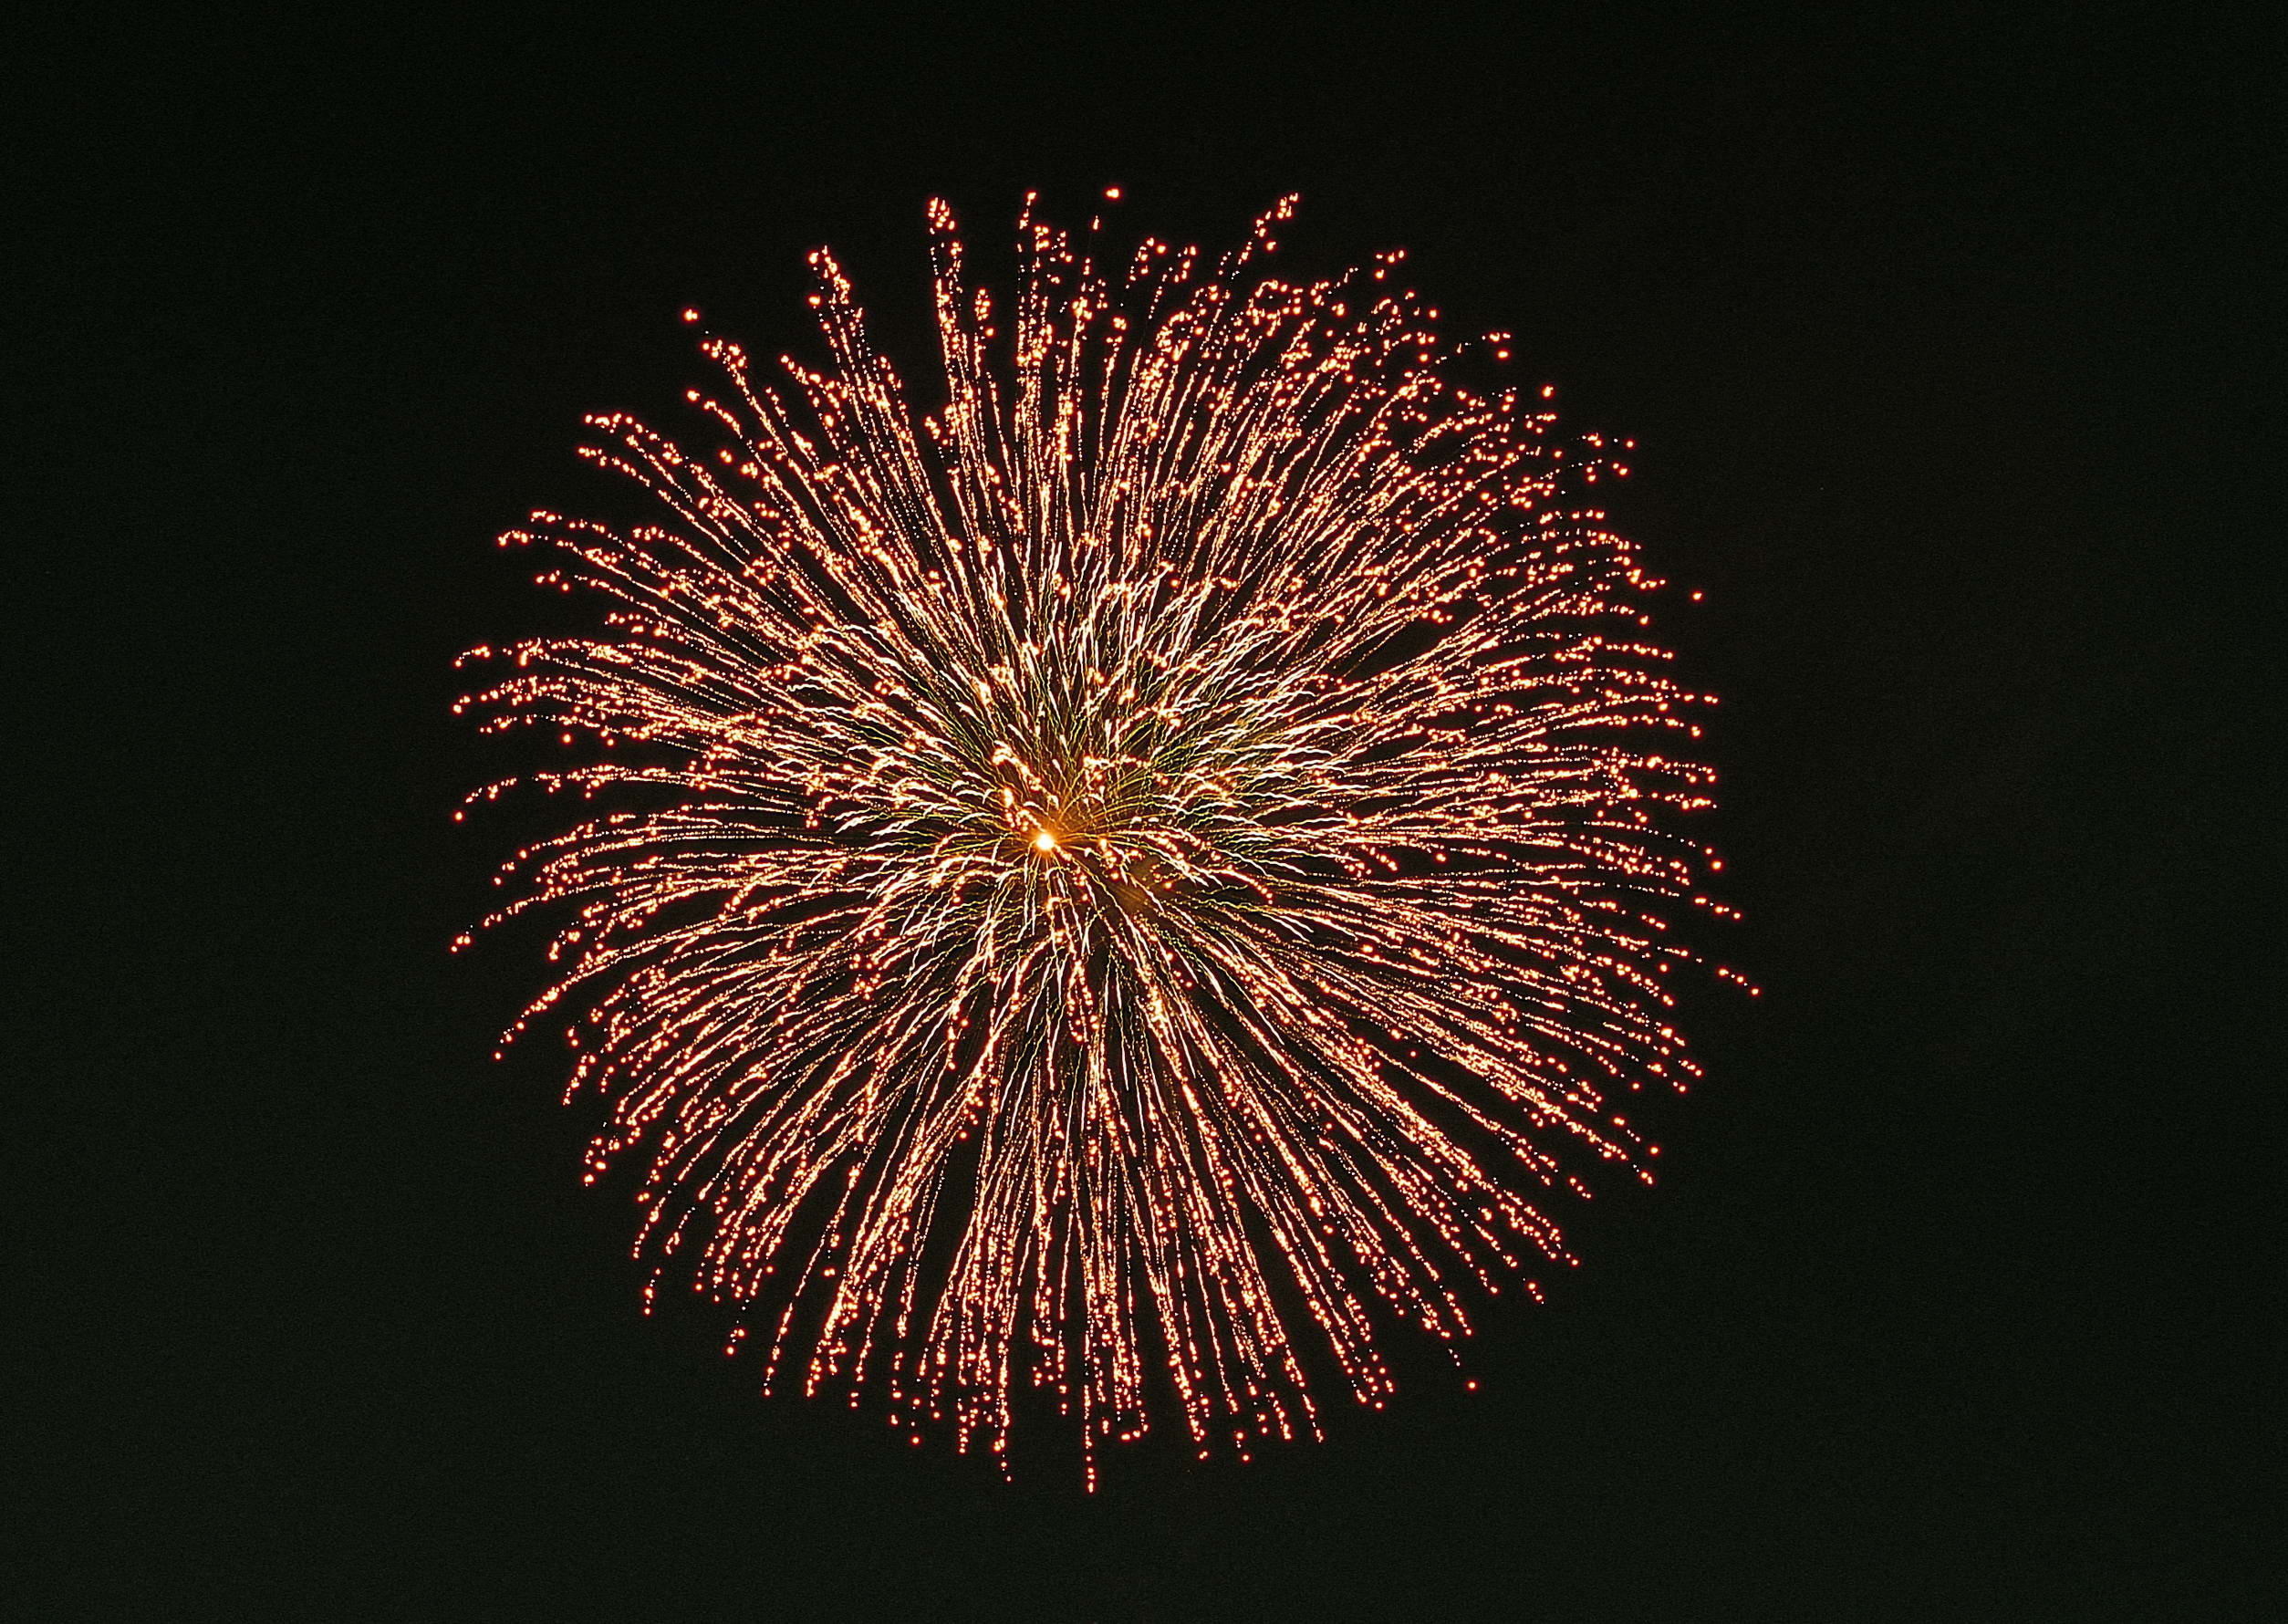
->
[456,193,1737,1483]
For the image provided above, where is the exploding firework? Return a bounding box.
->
[456,193,1735,1483]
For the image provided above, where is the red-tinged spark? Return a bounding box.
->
[457,195,1734,1483]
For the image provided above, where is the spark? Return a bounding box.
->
[457,194,1732,1484]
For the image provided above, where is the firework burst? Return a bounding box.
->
[456,193,1732,1483]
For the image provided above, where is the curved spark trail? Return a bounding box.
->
[456,193,1738,1483]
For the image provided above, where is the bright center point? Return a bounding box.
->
[1034,831,1058,851]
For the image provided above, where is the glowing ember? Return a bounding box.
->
[456,193,1734,1484]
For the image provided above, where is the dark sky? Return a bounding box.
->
[15,7,2265,1619]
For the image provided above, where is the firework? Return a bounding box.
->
[456,193,1731,1483]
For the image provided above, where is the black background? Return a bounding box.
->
[14,6,2268,1619]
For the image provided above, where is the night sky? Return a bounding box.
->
[16,9,2263,1619]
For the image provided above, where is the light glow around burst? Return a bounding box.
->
[455,193,1739,1486]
